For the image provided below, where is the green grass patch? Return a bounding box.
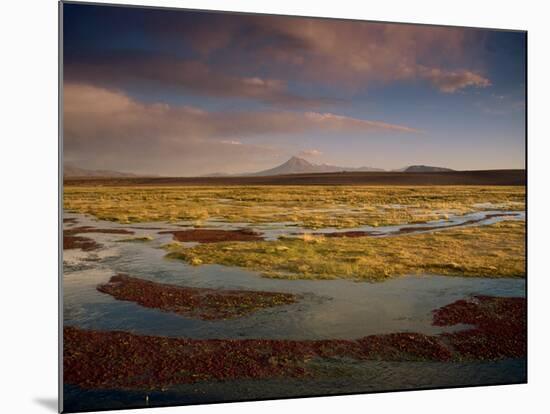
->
[167,221,525,281]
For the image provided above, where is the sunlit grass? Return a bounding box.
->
[166,221,525,281]
[64,185,525,228]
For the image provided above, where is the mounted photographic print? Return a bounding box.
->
[60,1,527,412]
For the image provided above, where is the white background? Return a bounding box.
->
[1,0,548,413]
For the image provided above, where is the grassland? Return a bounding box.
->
[166,221,525,280]
[64,185,525,280]
[64,185,524,228]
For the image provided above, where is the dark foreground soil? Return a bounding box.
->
[159,228,263,243]
[97,274,298,320]
[64,296,525,390]
[64,169,526,187]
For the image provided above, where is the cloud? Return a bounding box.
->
[419,67,491,93]
[244,19,492,93]
[303,112,418,133]
[65,55,336,107]
[298,149,323,157]
[63,83,417,175]
[65,14,492,105]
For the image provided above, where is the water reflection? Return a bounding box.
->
[63,212,525,340]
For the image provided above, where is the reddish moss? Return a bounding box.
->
[319,230,382,238]
[63,235,101,251]
[63,328,453,391]
[63,295,526,390]
[159,228,263,243]
[64,226,134,236]
[129,226,166,230]
[434,295,526,359]
[97,274,299,320]
[63,226,132,251]
[357,333,453,361]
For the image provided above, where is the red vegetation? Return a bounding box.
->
[129,226,166,230]
[63,226,133,251]
[64,226,134,236]
[159,228,263,243]
[434,295,526,359]
[63,235,101,251]
[357,333,452,361]
[97,274,299,320]
[320,230,382,238]
[63,295,526,390]
[63,328,450,390]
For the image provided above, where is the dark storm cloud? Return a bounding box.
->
[64,54,337,107]
[64,5,492,104]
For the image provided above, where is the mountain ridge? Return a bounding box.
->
[65,158,456,178]
[249,156,384,176]
[397,165,455,173]
[64,164,140,178]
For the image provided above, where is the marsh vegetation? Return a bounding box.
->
[64,185,524,228]
[167,221,525,280]
[62,184,526,401]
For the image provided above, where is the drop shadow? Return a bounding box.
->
[34,397,58,412]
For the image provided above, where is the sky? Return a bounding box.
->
[62,3,526,176]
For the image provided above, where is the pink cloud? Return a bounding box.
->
[418,67,491,93]
[298,149,323,157]
[174,16,491,93]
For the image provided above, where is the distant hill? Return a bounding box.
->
[204,158,455,177]
[201,172,231,177]
[63,164,139,178]
[250,156,384,176]
[65,170,526,187]
[400,165,455,172]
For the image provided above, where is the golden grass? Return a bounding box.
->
[166,221,525,281]
[64,185,525,228]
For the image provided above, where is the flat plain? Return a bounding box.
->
[62,180,526,409]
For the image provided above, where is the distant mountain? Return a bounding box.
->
[399,165,455,172]
[251,157,318,176]
[250,157,384,176]
[353,166,387,172]
[64,164,139,178]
